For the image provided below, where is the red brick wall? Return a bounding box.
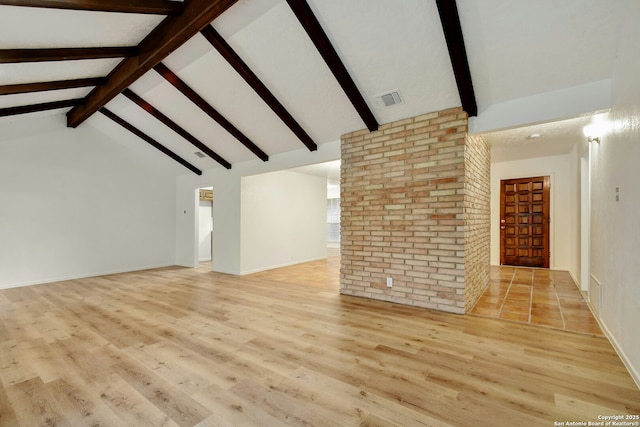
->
[340,107,489,314]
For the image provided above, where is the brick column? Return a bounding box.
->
[340,107,490,314]
[463,134,491,311]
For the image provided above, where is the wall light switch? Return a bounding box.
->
[616,186,620,202]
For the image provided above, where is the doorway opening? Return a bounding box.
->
[198,187,213,266]
[326,178,340,256]
[500,175,550,268]
[287,160,342,257]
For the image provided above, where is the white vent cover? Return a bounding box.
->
[377,90,403,107]
[194,151,206,158]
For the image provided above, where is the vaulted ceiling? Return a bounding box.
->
[0,0,628,174]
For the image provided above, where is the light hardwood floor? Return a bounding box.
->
[1,258,639,426]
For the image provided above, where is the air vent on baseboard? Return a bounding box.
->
[376,89,403,107]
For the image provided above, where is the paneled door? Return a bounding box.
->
[500,176,550,268]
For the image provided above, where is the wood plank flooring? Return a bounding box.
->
[1,258,639,426]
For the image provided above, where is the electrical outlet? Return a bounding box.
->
[386,277,393,288]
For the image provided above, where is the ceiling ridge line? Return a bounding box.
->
[200,24,318,153]
[122,88,231,169]
[99,107,202,176]
[153,62,269,162]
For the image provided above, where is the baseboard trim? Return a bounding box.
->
[584,297,640,390]
[489,265,639,388]
[0,263,175,290]
[240,256,328,275]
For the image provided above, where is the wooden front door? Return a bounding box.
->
[500,176,550,268]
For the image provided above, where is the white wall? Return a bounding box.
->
[490,152,579,278]
[240,170,327,274]
[174,140,341,274]
[0,116,177,289]
[589,0,640,386]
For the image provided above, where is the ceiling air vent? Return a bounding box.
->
[194,151,206,158]
[377,90,403,107]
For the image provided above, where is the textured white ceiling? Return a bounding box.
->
[458,0,627,112]
[217,1,366,143]
[484,117,590,162]
[213,0,282,39]
[1,0,632,172]
[0,87,92,109]
[308,0,460,124]
[0,59,122,85]
[0,6,164,49]
[164,35,304,157]
[486,112,610,162]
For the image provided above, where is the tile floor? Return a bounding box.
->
[470,266,603,335]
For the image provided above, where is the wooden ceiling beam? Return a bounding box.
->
[435,0,477,117]
[154,62,269,162]
[0,0,183,15]
[99,107,202,175]
[67,0,240,128]
[122,88,231,169]
[0,98,82,117]
[286,0,378,132]
[200,25,317,152]
[0,77,105,96]
[0,47,137,63]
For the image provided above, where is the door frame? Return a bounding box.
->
[197,187,214,264]
[499,175,551,268]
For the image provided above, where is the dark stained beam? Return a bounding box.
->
[99,107,202,175]
[154,62,269,162]
[435,0,477,117]
[200,25,317,152]
[122,88,231,169]
[0,47,137,64]
[0,77,105,96]
[286,0,378,132]
[0,0,183,15]
[67,0,240,128]
[0,98,82,117]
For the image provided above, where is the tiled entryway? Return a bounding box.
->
[470,266,602,335]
